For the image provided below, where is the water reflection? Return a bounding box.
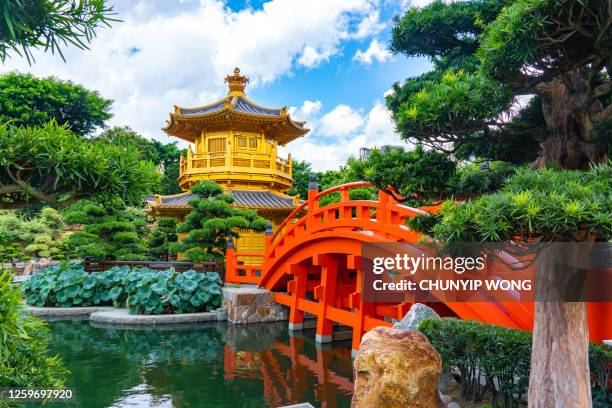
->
[37,319,354,408]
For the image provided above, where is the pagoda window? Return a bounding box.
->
[249,138,258,149]
[236,136,247,148]
[208,137,226,157]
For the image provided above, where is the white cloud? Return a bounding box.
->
[319,105,365,137]
[1,0,383,140]
[283,99,411,171]
[351,11,386,39]
[353,39,391,65]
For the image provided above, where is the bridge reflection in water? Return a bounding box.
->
[223,324,354,408]
[43,319,354,408]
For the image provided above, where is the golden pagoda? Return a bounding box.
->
[147,68,309,255]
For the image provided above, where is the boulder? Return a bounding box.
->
[352,326,443,408]
[393,303,440,331]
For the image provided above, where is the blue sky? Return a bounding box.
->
[1,0,433,170]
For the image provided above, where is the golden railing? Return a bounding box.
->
[179,151,292,179]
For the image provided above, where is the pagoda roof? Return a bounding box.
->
[147,189,298,210]
[163,68,308,146]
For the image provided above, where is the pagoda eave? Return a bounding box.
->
[163,111,308,144]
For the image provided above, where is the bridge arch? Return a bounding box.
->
[226,182,610,351]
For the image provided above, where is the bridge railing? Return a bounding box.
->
[225,247,264,284]
[225,180,431,285]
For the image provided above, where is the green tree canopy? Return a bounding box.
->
[0,122,160,209]
[287,160,312,200]
[0,0,116,62]
[388,0,611,169]
[96,126,183,195]
[171,181,268,262]
[0,72,112,135]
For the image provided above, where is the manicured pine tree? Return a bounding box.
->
[65,198,149,261]
[170,181,268,262]
[147,218,178,261]
[389,1,611,405]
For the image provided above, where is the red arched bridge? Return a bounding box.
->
[226,181,610,352]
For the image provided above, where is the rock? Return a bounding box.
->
[352,326,443,408]
[393,303,440,331]
[439,393,452,405]
[446,403,460,408]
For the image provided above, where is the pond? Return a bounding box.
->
[33,319,354,408]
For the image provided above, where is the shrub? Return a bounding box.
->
[0,209,66,262]
[21,264,222,315]
[0,271,66,396]
[419,318,611,408]
[64,199,149,260]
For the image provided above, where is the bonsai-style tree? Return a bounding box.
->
[171,181,268,262]
[417,165,611,406]
[0,0,116,63]
[390,1,610,405]
[388,0,610,169]
[0,72,112,135]
[64,199,149,261]
[347,146,516,206]
[347,145,456,203]
[147,218,178,261]
[0,122,160,209]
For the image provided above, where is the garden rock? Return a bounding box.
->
[393,303,440,331]
[352,326,443,408]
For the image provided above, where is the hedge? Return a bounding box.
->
[21,263,222,314]
[418,318,611,408]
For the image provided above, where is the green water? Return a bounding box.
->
[37,319,354,408]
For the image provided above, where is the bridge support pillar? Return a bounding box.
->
[314,255,338,344]
[288,264,308,331]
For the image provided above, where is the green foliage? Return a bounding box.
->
[347,145,457,203]
[0,122,161,209]
[0,208,66,262]
[0,72,112,134]
[287,160,312,200]
[0,0,116,63]
[95,126,183,195]
[21,264,222,315]
[452,161,517,195]
[0,270,66,393]
[64,199,149,260]
[389,0,611,168]
[421,164,611,242]
[21,263,129,307]
[419,318,611,408]
[171,181,268,262]
[147,217,178,261]
[126,269,222,315]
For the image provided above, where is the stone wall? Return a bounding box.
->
[222,286,288,324]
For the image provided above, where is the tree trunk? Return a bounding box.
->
[528,242,593,408]
[535,71,608,169]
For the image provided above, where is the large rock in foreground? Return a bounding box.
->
[352,326,442,408]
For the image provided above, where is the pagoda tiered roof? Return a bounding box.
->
[162,68,308,145]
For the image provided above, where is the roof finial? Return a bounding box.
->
[225,67,249,96]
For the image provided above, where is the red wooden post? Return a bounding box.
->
[314,254,338,343]
[307,174,318,231]
[288,264,308,331]
[225,237,236,283]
